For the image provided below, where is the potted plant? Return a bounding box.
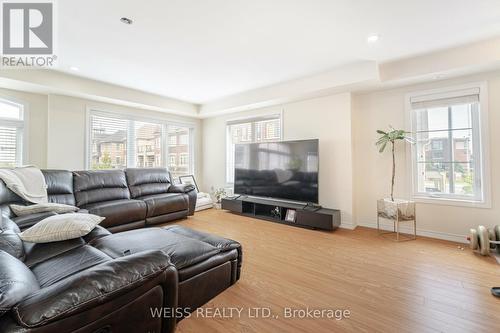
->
[376,126,415,201]
[375,127,416,234]
[212,187,227,209]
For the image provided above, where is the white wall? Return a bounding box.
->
[352,71,500,241]
[0,88,48,168]
[201,93,354,228]
[47,94,203,181]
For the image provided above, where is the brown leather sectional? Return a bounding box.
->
[0,168,243,332]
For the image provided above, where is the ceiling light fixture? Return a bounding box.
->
[120,17,133,25]
[367,34,380,43]
[69,66,79,71]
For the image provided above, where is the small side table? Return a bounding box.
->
[377,199,416,241]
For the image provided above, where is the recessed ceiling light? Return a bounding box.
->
[367,34,380,43]
[69,66,79,71]
[120,17,133,25]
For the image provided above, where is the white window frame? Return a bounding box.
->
[225,111,283,184]
[405,82,491,208]
[85,108,195,175]
[0,96,29,167]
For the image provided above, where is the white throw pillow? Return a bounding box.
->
[10,203,78,217]
[18,213,104,243]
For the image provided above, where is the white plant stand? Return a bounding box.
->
[377,198,416,241]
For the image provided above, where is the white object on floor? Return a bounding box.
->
[195,192,213,211]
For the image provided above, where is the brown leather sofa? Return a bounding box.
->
[0,214,242,332]
[0,168,197,232]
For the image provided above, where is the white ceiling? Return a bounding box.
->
[56,0,500,104]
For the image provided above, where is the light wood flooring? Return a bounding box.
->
[173,209,500,333]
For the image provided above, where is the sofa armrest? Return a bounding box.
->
[13,250,175,328]
[168,184,195,194]
[168,185,197,215]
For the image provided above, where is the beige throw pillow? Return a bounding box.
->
[18,213,104,243]
[10,203,78,217]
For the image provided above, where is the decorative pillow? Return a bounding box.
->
[10,203,78,217]
[18,213,105,243]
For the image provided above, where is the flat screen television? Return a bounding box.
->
[234,139,319,203]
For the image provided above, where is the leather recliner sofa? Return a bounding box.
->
[0,168,242,332]
[0,168,197,232]
[0,213,243,332]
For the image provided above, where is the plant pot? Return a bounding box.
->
[214,202,222,210]
[377,198,415,220]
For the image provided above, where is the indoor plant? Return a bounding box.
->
[375,126,416,224]
[212,187,227,209]
[375,126,415,201]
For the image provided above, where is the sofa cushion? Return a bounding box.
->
[83,199,147,228]
[42,170,75,206]
[125,168,171,199]
[0,250,40,316]
[12,211,57,230]
[18,213,105,243]
[91,228,220,270]
[165,225,242,252]
[138,193,188,218]
[30,245,111,287]
[73,170,130,207]
[23,238,86,268]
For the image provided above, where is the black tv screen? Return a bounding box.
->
[234,139,319,203]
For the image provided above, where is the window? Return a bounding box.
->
[408,84,489,205]
[89,114,127,169]
[167,125,193,179]
[88,111,194,175]
[0,98,25,167]
[179,153,188,166]
[169,154,176,166]
[226,114,282,183]
[135,121,162,168]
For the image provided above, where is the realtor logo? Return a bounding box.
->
[1,1,56,67]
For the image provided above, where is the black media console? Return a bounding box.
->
[221,196,341,231]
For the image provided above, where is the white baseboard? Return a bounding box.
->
[339,221,356,230]
[357,220,467,243]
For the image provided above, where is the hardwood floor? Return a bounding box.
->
[174,209,500,333]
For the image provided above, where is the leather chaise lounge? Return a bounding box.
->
[0,167,243,332]
[0,216,242,332]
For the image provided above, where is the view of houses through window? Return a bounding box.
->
[411,86,484,202]
[167,125,191,179]
[89,112,193,179]
[90,115,128,169]
[135,122,162,168]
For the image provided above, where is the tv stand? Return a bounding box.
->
[221,197,341,231]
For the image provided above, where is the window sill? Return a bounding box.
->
[412,195,491,209]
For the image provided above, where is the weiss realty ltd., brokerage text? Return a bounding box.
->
[150,307,351,320]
